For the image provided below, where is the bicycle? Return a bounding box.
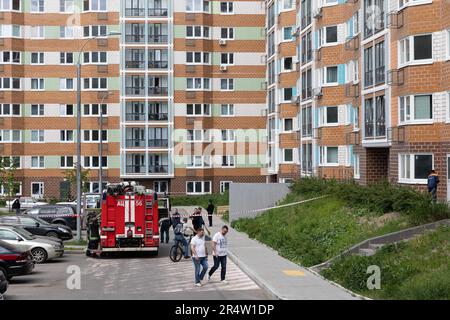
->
[170,234,193,262]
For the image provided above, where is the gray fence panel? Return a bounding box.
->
[229,183,291,222]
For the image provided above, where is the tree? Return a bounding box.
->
[62,163,91,201]
[0,157,20,213]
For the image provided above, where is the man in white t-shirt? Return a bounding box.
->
[190,228,209,287]
[208,225,229,284]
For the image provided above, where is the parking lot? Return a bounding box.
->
[5,243,269,300]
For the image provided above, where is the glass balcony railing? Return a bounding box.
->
[149,165,168,174]
[126,139,146,148]
[126,165,146,174]
[148,8,168,16]
[148,139,168,148]
[148,87,168,96]
[148,61,168,69]
[148,113,168,121]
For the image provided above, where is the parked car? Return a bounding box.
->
[0,215,73,241]
[24,205,78,230]
[0,265,7,299]
[5,197,48,210]
[57,194,101,209]
[0,239,34,280]
[0,226,64,263]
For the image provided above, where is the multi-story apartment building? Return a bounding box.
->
[0,0,267,199]
[267,0,450,201]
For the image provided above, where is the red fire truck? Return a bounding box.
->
[94,183,160,255]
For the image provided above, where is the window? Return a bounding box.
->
[31,130,44,142]
[187,129,210,142]
[60,130,74,142]
[0,104,20,116]
[186,104,211,116]
[283,87,293,102]
[31,0,44,12]
[83,130,107,142]
[399,154,433,183]
[319,26,338,46]
[282,0,293,10]
[354,154,360,179]
[186,52,210,65]
[187,155,211,168]
[282,57,293,72]
[220,28,234,40]
[30,26,44,38]
[0,130,21,142]
[31,52,44,64]
[319,146,339,166]
[84,156,107,169]
[83,25,107,38]
[221,155,235,167]
[319,66,338,85]
[31,78,44,90]
[399,0,431,10]
[220,79,234,91]
[187,78,210,91]
[0,0,21,11]
[220,1,233,13]
[186,0,209,12]
[154,181,168,194]
[364,96,386,139]
[0,51,20,63]
[283,27,293,41]
[31,104,44,116]
[283,149,294,162]
[60,0,74,12]
[301,68,312,100]
[83,104,107,116]
[319,106,338,126]
[220,53,234,65]
[83,78,107,90]
[364,0,385,38]
[399,34,432,66]
[0,156,21,169]
[84,51,107,64]
[221,129,235,142]
[0,78,20,89]
[221,104,234,116]
[59,104,74,116]
[220,181,231,194]
[301,105,312,137]
[284,118,293,131]
[60,78,74,90]
[84,0,107,11]
[60,52,73,64]
[60,26,74,39]
[301,31,312,63]
[399,95,432,124]
[61,156,74,168]
[186,26,209,39]
[31,156,44,168]
[31,182,44,197]
[186,181,211,195]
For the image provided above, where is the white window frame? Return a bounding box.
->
[353,154,360,179]
[220,27,234,40]
[187,155,211,168]
[398,94,433,125]
[219,1,233,14]
[319,106,339,127]
[186,103,211,117]
[283,148,294,163]
[0,129,21,142]
[319,66,339,86]
[83,103,107,117]
[59,78,74,91]
[221,155,235,168]
[60,156,74,169]
[30,52,44,65]
[318,25,338,47]
[0,0,21,11]
[0,103,21,117]
[221,129,235,142]
[283,118,294,132]
[186,0,210,13]
[60,0,75,13]
[186,51,210,65]
[399,0,433,10]
[399,34,433,67]
[282,26,293,42]
[187,129,210,142]
[83,130,108,143]
[220,52,234,66]
[60,130,74,142]
[186,181,212,195]
[31,182,44,198]
[220,78,234,91]
[83,51,108,64]
[398,153,434,184]
[319,146,339,166]
[186,78,210,91]
[30,26,44,39]
[60,26,74,39]
[220,181,232,194]
[31,104,44,116]
[83,77,108,90]
[30,0,44,13]
[220,104,234,117]
[30,130,45,143]
[83,156,108,169]
[31,156,45,169]
[186,25,210,39]
[30,78,44,91]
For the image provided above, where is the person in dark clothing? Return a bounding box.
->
[206,200,215,227]
[160,218,171,243]
[191,208,205,233]
[11,197,20,215]
[86,213,100,256]
[171,209,181,228]
[427,170,440,204]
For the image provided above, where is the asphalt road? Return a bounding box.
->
[4,243,269,300]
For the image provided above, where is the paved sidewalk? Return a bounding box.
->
[175,206,359,300]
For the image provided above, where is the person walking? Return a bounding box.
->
[160,217,171,244]
[11,196,20,215]
[427,170,440,204]
[206,200,215,227]
[190,228,208,287]
[208,225,229,284]
[86,212,100,257]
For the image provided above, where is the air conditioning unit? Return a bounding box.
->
[220,65,228,71]
[313,87,323,98]
[313,8,322,19]
[219,39,227,46]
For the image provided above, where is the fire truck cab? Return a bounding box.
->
[96,182,160,255]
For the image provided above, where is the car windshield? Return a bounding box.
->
[33,217,50,225]
[12,227,35,240]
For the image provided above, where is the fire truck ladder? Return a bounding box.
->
[144,198,154,242]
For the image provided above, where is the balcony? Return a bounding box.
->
[148,113,168,121]
[148,8,168,16]
[148,35,168,44]
[126,165,146,174]
[148,87,168,96]
[126,139,146,148]
[149,165,168,174]
[375,66,385,85]
[126,113,146,122]
[148,61,168,69]
[126,87,146,96]
[125,8,145,17]
[148,139,168,148]
[125,34,145,43]
[125,61,145,69]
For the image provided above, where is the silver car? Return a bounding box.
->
[0,226,64,263]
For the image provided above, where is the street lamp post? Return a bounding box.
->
[75,32,120,241]
[99,91,114,195]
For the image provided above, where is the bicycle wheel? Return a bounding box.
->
[169,244,183,262]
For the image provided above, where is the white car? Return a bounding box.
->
[0,226,64,263]
[5,197,48,210]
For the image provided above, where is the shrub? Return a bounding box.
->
[0,199,6,207]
